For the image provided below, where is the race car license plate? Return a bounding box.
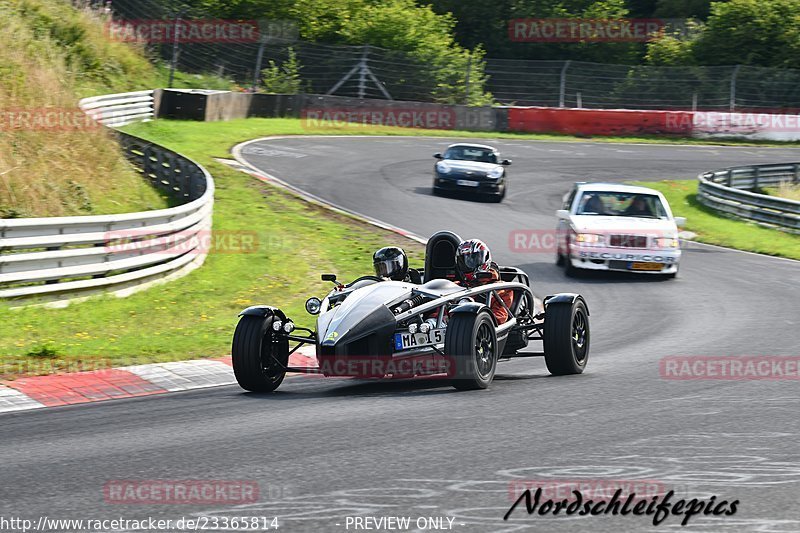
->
[630,262,664,271]
[456,179,479,187]
[394,329,445,351]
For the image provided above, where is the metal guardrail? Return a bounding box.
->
[697,163,800,232]
[0,91,214,302]
[79,90,157,127]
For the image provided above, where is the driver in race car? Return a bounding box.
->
[372,246,421,283]
[454,239,513,324]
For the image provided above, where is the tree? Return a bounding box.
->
[644,26,699,65]
[177,0,493,102]
[646,0,800,68]
[693,0,800,68]
[652,0,714,19]
[260,48,302,94]
[423,0,646,62]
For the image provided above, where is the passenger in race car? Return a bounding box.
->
[454,239,513,324]
[580,194,606,215]
[624,195,654,217]
[372,246,422,283]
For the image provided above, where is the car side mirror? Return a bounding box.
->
[321,274,337,282]
[674,216,686,227]
[501,159,512,166]
[556,209,570,220]
[433,153,443,159]
[476,271,493,281]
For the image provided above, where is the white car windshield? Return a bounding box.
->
[576,192,668,219]
[443,146,498,164]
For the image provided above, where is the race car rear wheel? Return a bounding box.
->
[232,315,289,392]
[447,311,498,390]
[543,299,589,375]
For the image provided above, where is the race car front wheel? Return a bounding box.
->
[446,311,498,390]
[232,315,289,392]
[543,299,589,375]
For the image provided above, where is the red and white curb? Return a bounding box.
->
[0,347,317,414]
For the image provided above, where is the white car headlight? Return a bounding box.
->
[487,166,504,179]
[436,161,452,174]
[655,237,679,249]
[573,233,604,246]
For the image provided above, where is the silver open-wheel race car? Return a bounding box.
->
[231,231,590,392]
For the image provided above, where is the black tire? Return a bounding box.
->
[232,315,289,392]
[543,299,589,375]
[663,267,678,279]
[564,258,578,277]
[446,312,498,390]
[490,184,506,203]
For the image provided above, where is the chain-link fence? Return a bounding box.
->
[486,60,800,110]
[102,0,800,111]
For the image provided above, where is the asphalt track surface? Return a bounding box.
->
[3,137,799,533]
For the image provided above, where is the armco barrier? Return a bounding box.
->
[79,90,160,127]
[0,92,214,302]
[697,163,800,232]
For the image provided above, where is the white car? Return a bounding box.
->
[555,183,686,278]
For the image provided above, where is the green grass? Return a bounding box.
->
[152,63,237,92]
[0,121,425,377]
[632,180,800,261]
[763,183,800,202]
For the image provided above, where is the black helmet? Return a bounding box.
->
[373,246,409,281]
[455,239,492,282]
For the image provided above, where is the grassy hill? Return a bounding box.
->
[0,0,167,218]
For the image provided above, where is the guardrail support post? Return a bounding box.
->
[794,164,799,185]
[45,246,60,284]
[727,170,733,187]
[558,60,571,108]
[729,65,741,112]
[753,166,760,191]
